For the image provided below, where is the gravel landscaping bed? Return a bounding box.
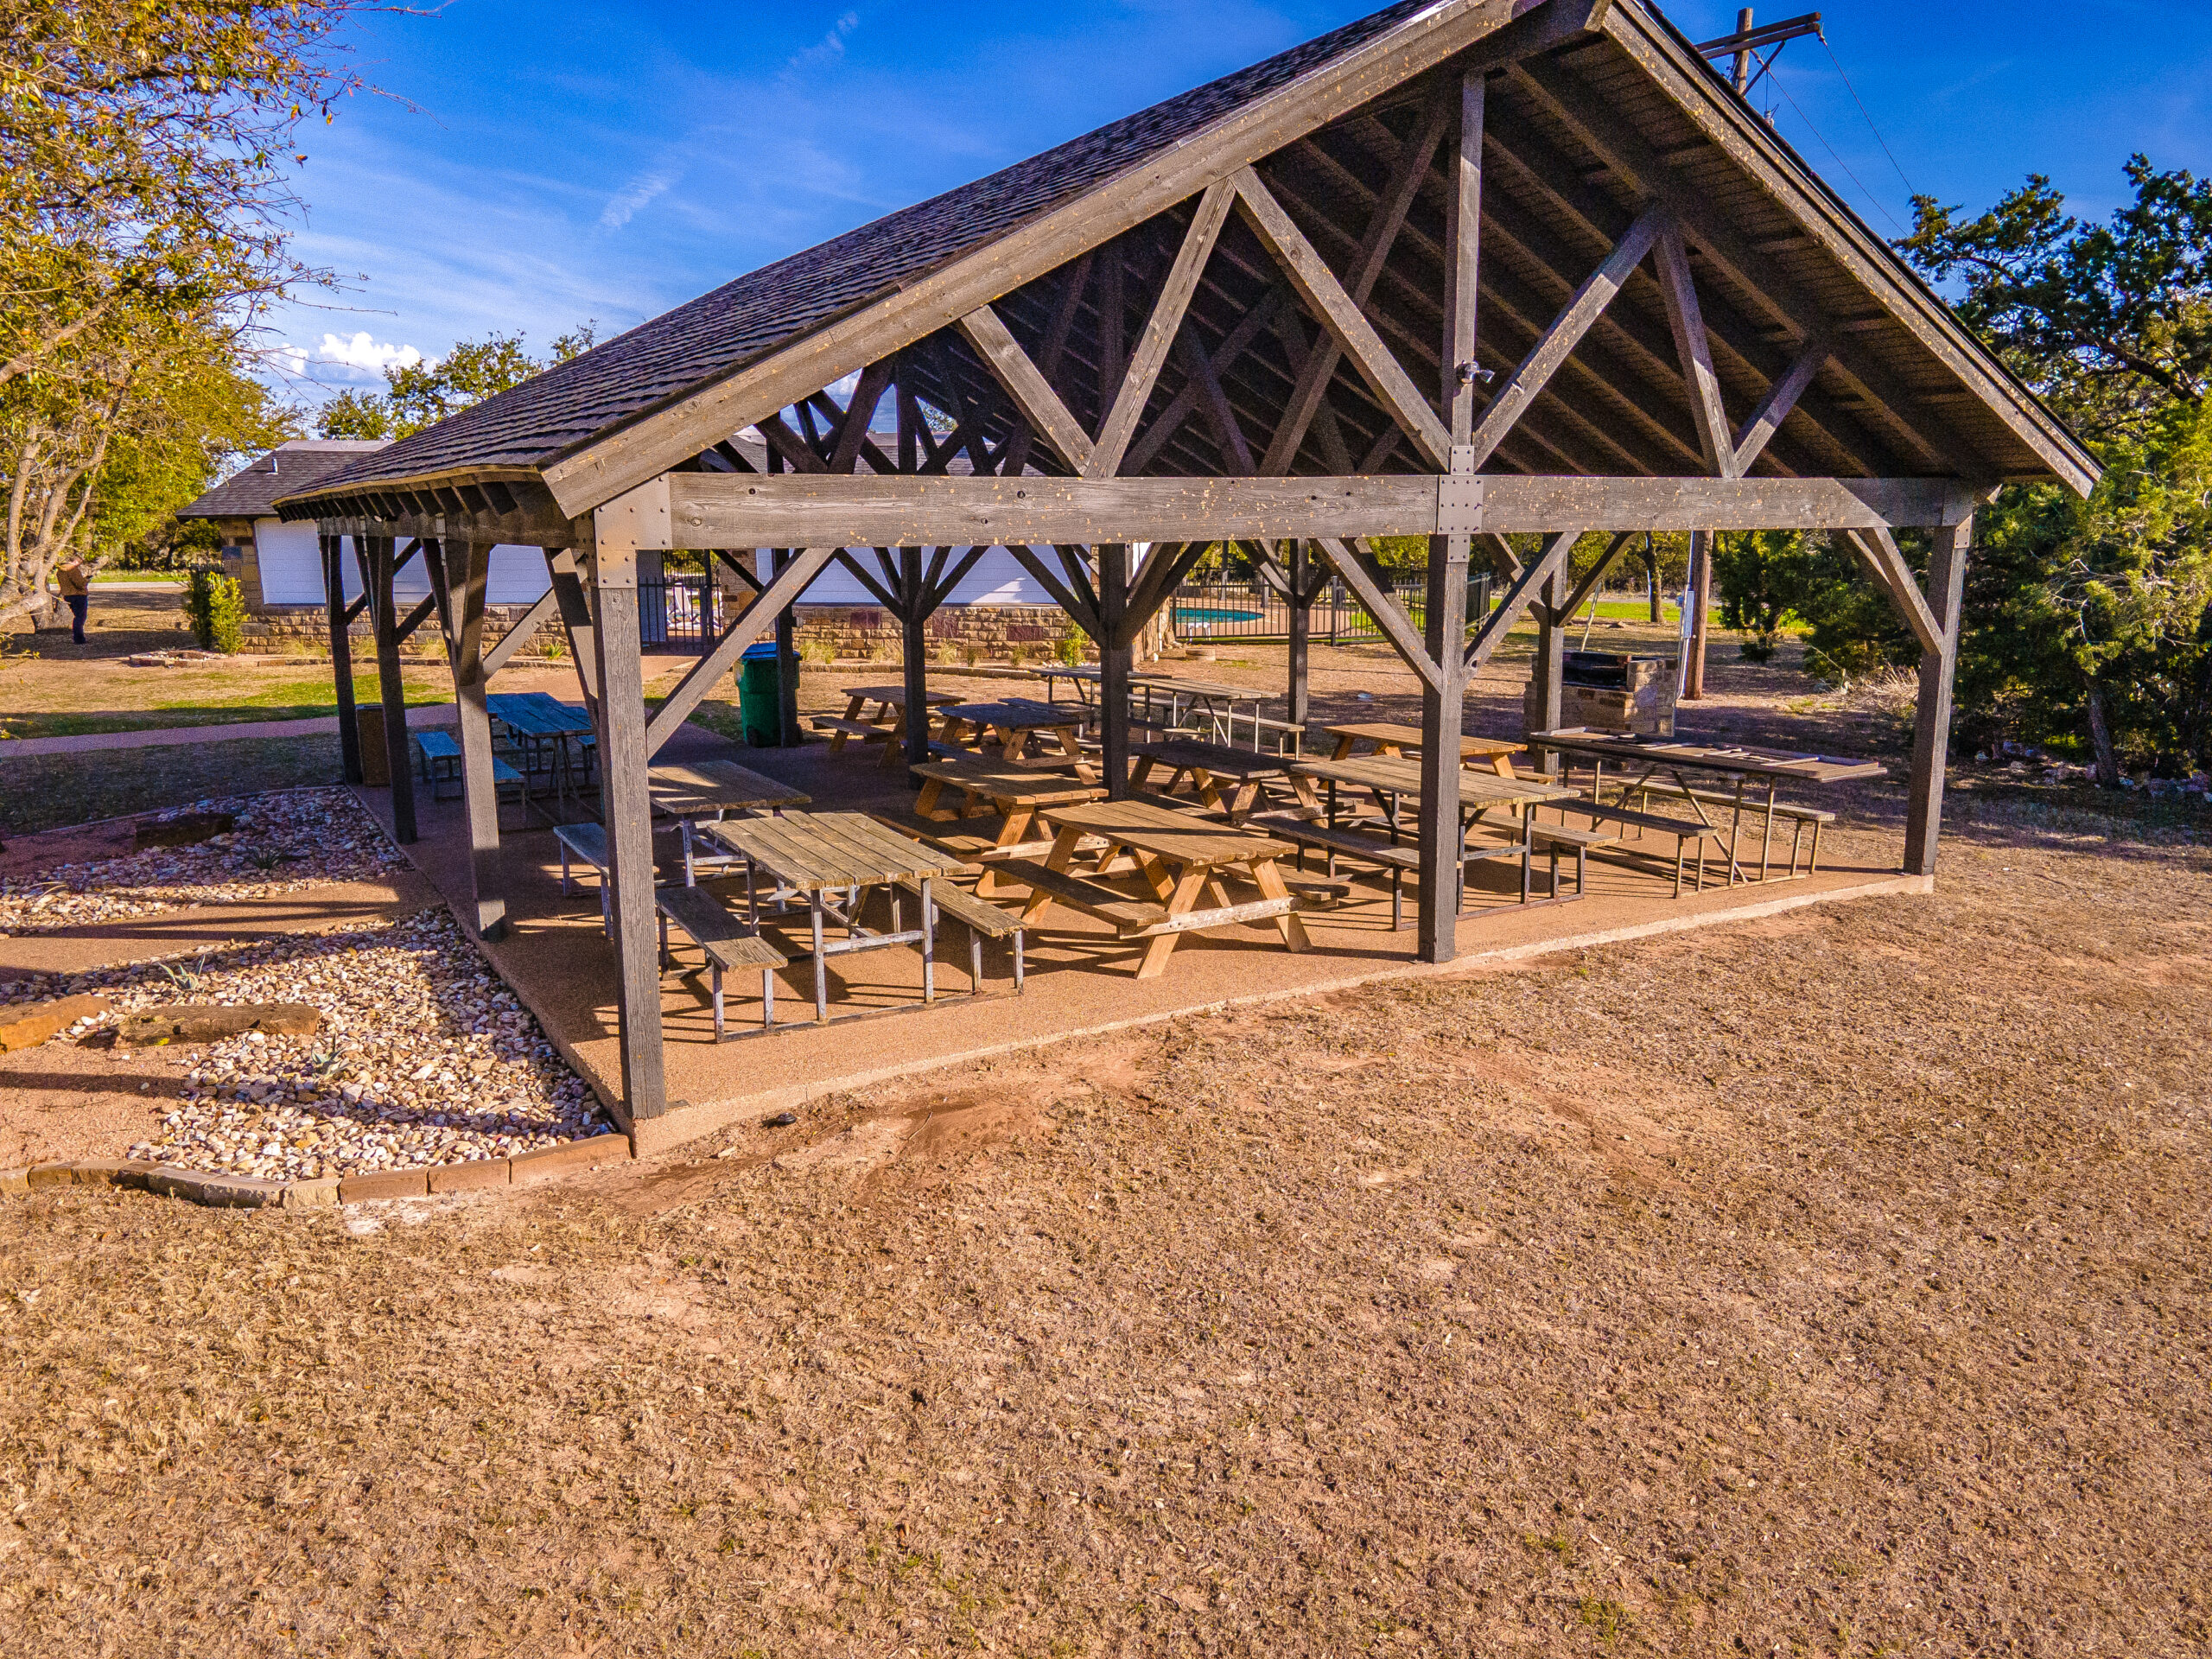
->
[4,906,609,1180]
[0,787,404,936]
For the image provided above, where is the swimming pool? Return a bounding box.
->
[1173,606,1263,626]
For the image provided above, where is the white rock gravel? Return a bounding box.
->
[0,788,405,937]
[3,907,612,1180]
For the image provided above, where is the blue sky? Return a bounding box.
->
[264,0,2212,404]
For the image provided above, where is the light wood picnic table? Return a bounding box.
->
[1527,728,1884,883]
[1020,797,1312,979]
[910,757,1106,896]
[1128,739,1295,824]
[831,683,961,763]
[648,760,812,886]
[1325,721,1524,777]
[1287,754,1580,907]
[698,810,969,1022]
[935,697,1092,776]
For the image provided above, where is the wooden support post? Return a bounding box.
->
[586,524,670,1122]
[322,533,363,785]
[900,545,931,769]
[442,538,508,940]
[1414,66,1484,966]
[1287,539,1312,728]
[1417,528,1471,962]
[1533,565,1567,768]
[1684,530,1713,698]
[371,537,417,843]
[545,550,601,721]
[1905,517,1972,875]
[774,548,803,747]
[1644,544,1662,623]
[1100,544,1131,799]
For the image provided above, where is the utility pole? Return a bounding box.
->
[1681,7,1825,699]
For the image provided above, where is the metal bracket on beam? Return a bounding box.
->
[1437,472,1484,535]
[592,476,672,585]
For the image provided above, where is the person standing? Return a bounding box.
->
[55,556,90,644]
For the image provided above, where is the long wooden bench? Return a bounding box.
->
[553,822,613,934]
[808,714,892,754]
[1621,781,1836,875]
[1248,812,1420,929]
[654,885,786,1039]
[1545,799,1721,897]
[988,858,1173,937]
[897,877,1027,994]
[1527,821,1621,903]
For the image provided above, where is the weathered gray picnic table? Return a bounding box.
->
[1527,728,1881,882]
[696,810,969,1022]
[648,759,811,885]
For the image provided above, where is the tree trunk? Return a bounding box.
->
[2084,677,2121,788]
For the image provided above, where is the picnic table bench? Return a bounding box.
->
[1619,780,1836,876]
[1543,798,1723,896]
[413,730,524,803]
[654,885,787,1039]
[554,822,614,934]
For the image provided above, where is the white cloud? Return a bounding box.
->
[783,10,860,77]
[601,168,677,231]
[313,331,425,373]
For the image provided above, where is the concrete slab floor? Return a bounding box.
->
[355,720,1924,1157]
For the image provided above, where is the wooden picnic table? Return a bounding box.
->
[486,693,596,817]
[910,757,1106,896]
[1287,754,1580,907]
[935,697,1091,775]
[697,810,969,1022]
[648,760,811,885]
[820,683,962,761]
[1128,672,1271,746]
[1527,728,1883,883]
[1017,797,1313,980]
[1325,721,1524,778]
[1129,739,1295,823]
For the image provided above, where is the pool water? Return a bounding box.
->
[1173,606,1263,625]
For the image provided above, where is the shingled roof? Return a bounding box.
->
[282,0,2096,522]
[293,2,1443,501]
[179,440,390,519]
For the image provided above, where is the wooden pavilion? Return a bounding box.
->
[276,0,2095,1125]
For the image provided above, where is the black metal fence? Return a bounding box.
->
[640,576,722,651]
[1169,571,1495,644]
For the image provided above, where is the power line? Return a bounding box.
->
[1765,59,1910,235]
[1821,35,1920,202]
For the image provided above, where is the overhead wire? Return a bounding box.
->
[1763,58,1910,235]
[1821,36,1921,201]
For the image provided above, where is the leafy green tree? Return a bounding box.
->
[1900,157,2212,780]
[317,323,599,440]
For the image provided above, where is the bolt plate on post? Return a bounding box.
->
[1436,473,1484,535]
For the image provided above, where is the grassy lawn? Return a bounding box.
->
[0,731,344,836]
[0,671,449,741]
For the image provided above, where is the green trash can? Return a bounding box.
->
[738,641,783,747]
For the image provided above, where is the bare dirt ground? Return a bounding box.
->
[0,777,2205,1655]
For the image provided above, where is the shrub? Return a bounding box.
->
[1055,626,1086,666]
[185,568,246,653]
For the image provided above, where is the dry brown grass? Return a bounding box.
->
[0,794,2208,1656]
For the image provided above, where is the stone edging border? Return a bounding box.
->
[0,1132,630,1210]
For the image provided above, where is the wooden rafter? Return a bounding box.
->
[1731,335,1829,474]
[1465,528,1583,670]
[1839,527,1943,652]
[1261,89,1452,475]
[1650,223,1733,475]
[957,303,1094,473]
[1091,180,1236,478]
[1231,165,1450,469]
[1465,206,1664,468]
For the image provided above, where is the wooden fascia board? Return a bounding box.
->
[1598,2,2099,497]
[659,472,1979,545]
[535,0,1609,518]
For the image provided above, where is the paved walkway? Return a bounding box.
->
[1,705,458,759]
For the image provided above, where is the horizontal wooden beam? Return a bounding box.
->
[660,472,1979,546]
